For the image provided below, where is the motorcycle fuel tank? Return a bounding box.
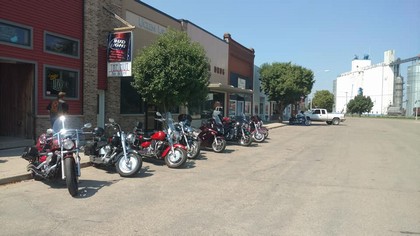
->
[151,131,166,141]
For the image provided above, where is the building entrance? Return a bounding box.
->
[0,62,35,139]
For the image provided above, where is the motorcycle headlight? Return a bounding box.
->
[126,133,136,144]
[63,138,75,150]
[170,131,180,141]
[186,126,193,133]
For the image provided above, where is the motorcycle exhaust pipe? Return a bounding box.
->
[26,164,44,179]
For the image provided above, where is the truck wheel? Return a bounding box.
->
[326,121,332,125]
[332,118,340,125]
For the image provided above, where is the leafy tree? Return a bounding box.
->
[312,90,334,112]
[346,94,374,116]
[259,62,314,121]
[132,28,210,111]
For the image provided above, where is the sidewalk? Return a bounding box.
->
[0,122,286,185]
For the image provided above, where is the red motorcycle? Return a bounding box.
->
[198,115,226,153]
[248,115,269,142]
[126,112,188,168]
[21,116,92,197]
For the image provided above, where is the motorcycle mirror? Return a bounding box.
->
[46,128,54,135]
[109,118,115,123]
[156,112,162,117]
[84,123,92,129]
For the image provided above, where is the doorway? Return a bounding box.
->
[0,62,35,139]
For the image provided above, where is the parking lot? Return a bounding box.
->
[1,117,420,235]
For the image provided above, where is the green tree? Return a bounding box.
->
[346,94,374,116]
[132,28,210,111]
[312,90,334,112]
[259,62,314,121]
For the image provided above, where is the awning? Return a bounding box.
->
[208,83,253,94]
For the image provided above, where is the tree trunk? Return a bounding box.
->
[277,102,286,122]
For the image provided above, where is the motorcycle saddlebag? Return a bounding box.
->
[84,141,97,156]
[21,146,39,161]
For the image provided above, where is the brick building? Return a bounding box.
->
[0,0,256,140]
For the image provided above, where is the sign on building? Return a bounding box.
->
[107,31,132,77]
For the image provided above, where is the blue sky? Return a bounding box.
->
[141,0,420,94]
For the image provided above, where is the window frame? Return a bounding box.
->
[43,65,80,100]
[0,19,33,49]
[44,31,80,58]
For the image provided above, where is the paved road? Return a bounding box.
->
[0,118,419,236]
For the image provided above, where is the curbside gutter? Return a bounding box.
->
[0,162,92,186]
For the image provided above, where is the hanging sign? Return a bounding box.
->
[107,31,132,77]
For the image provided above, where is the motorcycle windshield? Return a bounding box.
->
[235,114,247,124]
[52,115,89,145]
[165,112,175,134]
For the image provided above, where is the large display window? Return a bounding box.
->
[44,66,79,99]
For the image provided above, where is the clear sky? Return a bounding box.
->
[140,0,420,95]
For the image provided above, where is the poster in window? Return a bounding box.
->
[229,100,236,117]
[107,31,132,77]
[245,101,251,115]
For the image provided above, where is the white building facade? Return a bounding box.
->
[334,50,395,115]
[406,63,420,117]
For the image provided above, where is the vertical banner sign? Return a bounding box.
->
[107,31,132,77]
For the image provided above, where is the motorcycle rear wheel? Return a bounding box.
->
[187,140,201,159]
[212,137,226,153]
[64,158,78,197]
[165,147,187,168]
[116,152,143,177]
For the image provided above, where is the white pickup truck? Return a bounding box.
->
[306,108,346,125]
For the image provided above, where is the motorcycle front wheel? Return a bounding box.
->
[165,147,187,168]
[240,134,253,146]
[187,140,201,159]
[212,137,226,153]
[115,152,143,177]
[64,158,78,197]
[252,131,265,143]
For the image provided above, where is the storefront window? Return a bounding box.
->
[45,67,79,99]
[45,32,79,58]
[0,20,32,48]
[120,78,144,114]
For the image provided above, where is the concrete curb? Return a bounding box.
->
[0,162,92,186]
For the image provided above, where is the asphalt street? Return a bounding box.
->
[0,117,419,236]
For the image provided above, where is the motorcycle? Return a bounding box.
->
[198,115,227,153]
[175,114,201,159]
[84,118,142,177]
[21,115,92,197]
[126,112,188,168]
[250,115,269,139]
[244,115,268,143]
[214,114,253,146]
[289,112,311,126]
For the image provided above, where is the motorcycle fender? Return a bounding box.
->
[114,150,137,163]
[161,144,186,158]
[173,143,187,150]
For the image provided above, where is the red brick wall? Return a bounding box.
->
[0,0,84,115]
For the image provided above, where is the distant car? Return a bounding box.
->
[306,108,346,125]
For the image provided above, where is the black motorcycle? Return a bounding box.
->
[289,113,311,126]
[175,114,201,159]
[213,114,252,146]
[84,118,142,177]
